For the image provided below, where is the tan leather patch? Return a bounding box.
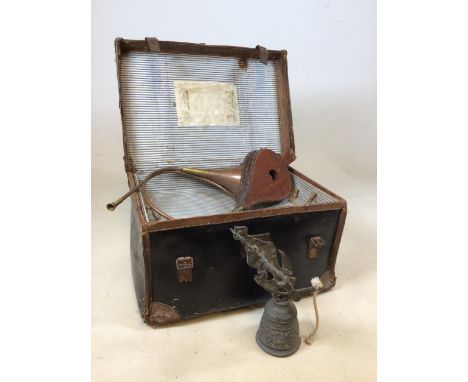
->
[147,302,181,324]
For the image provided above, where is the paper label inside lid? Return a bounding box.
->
[174,81,240,127]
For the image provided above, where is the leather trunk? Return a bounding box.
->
[114,38,347,325]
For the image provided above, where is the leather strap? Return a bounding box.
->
[256,45,268,64]
[145,37,161,52]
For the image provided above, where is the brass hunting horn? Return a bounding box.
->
[107,148,294,220]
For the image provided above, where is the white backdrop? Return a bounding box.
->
[92,0,376,181]
[92,1,376,381]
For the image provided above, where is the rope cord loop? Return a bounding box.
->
[304,276,323,345]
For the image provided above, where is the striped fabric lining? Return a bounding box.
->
[120,52,282,171]
[120,50,336,221]
[135,172,336,221]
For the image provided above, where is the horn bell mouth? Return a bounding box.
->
[106,203,116,211]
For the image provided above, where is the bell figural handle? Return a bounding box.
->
[230,226,297,300]
[231,225,301,357]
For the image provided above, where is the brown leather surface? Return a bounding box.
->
[236,149,292,209]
